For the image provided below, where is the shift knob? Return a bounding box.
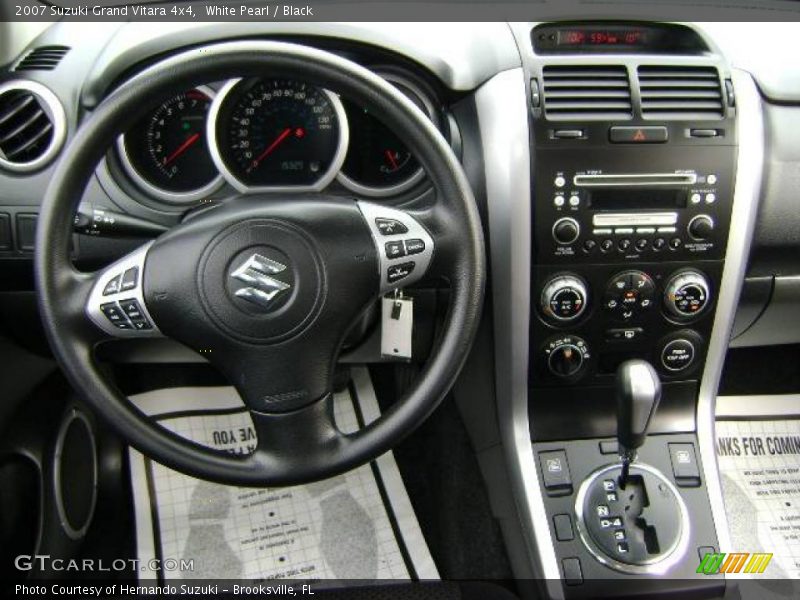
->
[616,359,662,460]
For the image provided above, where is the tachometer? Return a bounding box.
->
[118,86,222,204]
[210,78,348,192]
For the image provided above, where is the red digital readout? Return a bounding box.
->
[560,29,645,46]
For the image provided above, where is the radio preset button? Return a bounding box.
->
[635,238,649,251]
[669,238,682,250]
[583,239,597,253]
[618,239,631,251]
[653,237,666,250]
[600,239,614,252]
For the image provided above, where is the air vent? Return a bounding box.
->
[15,46,70,72]
[638,66,724,120]
[0,81,66,173]
[542,65,632,120]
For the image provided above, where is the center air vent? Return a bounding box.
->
[542,65,632,120]
[15,46,70,72]
[638,66,724,120]
[0,81,66,173]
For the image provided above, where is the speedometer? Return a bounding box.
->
[209,79,348,192]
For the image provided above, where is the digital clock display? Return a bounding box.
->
[558,28,648,47]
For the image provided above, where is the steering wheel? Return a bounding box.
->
[35,41,485,486]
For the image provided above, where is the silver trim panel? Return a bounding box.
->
[696,69,764,558]
[116,85,225,205]
[86,242,162,338]
[207,78,349,194]
[574,463,691,575]
[479,68,564,595]
[0,79,67,173]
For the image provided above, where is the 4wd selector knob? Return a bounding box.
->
[664,270,711,319]
[541,274,588,323]
[552,217,580,245]
[544,335,591,378]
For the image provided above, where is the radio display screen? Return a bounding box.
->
[588,189,687,210]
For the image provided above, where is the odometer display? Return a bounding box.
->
[212,79,345,190]
[119,87,221,203]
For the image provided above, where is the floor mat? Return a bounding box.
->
[128,367,438,582]
[715,415,800,595]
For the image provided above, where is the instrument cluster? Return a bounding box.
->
[115,72,440,207]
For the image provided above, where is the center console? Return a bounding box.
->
[501,21,755,598]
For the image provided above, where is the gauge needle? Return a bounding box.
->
[163,133,201,166]
[384,149,399,171]
[251,127,293,169]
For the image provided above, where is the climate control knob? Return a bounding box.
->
[552,217,580,245]
[687,214,714,241]
[544,335,591,378]
[664,270,711,319]
[541,274,588,323]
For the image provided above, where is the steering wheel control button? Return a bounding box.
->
[375,218,408,236]
[103,275,123,296]
[387,262,415,284]
[405,239,425,255]
[100,302,125,324]
[540,274,588,323]
[668,443,701,487]
[661,339,696,372]
[539,450,572,494]
[120,267,139,292]
[664,270,711,319]
[119,298,144,320]
[385,241,406,259]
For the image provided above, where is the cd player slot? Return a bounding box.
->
[573,173,697,187]
[592,212,678,227]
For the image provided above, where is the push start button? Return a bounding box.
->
[661,338,695,372]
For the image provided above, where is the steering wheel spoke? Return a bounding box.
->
[85,241,163,338]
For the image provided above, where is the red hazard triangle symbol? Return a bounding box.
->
[633,129,647,141]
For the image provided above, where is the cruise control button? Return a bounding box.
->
[387,262,415,284]
[385,241,406,259]
[375,218,408,235]
[119,298,144,321]
[114,321,134,330]
[120,267,139,291]
[132,320,152,331]
[405,239,425,255]
[102,275,122,296]
[100,302,125,323]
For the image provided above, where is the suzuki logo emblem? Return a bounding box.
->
[230,253,291,310]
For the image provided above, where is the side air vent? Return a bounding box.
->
[0,81,66,173]
[15,46,70,72]
[542,65,633,120]
[638,66,725,120]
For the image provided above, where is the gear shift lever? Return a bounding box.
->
[616,359,662,488]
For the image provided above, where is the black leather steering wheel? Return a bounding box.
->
[35,41,485,486]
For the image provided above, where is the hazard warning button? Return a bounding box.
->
[609,126,668,144]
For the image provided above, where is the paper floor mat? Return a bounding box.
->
[128,367,438,582]
[716,418,800,595]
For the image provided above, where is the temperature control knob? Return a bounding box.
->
[540,274,588,323]
[664,270,711,319]
[687,214,715,241]
[544,335,591,378]
[552,217,580,245]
